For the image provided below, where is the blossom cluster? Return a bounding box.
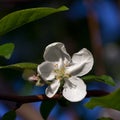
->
[30,42,94,102]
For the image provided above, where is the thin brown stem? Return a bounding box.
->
[0,90,109,104]
[0,94,61,103]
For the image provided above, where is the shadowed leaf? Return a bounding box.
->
[97,117,113,120]
[2,111,16,120]
[0,43,14,59]
[40,100,57,120]
[0,6,68,36]
[82,75,115,86]
[0,62,38,70]
[85,88,120,111]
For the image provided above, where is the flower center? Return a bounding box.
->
[54,64,70,81]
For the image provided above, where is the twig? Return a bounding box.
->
[0,94,61,103]
[0,90,109,104]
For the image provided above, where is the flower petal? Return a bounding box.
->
[66,48,94,76]
[45,80,60,98]
[37,61,55,81]
[63,76,87,102]
[44,42,71,64]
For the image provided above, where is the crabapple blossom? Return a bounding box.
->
[37,42,94,102]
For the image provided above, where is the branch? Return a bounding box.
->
[0,90,109,104]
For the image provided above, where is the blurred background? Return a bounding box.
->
[0,0,120,119]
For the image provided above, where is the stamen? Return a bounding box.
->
[54,63,71,83]
[54,64,58,68]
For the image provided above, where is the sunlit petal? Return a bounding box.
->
[37,42,93,102]
[63,77,87,102]
[44,42,71,64]
[66,48,94,76]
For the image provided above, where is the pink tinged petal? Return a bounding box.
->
[63,76,87,102]
[44,42,71,64]
[28,75,39,81]
[66,48,94,76]
[45,80,60,98]
[37,61,55,81]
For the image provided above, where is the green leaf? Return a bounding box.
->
[2,111,16,120]
[82,75,115,86]
[0,43,14,59]
[58,97,70,107]
[0,62,38,70]
[0,6,69,36]
[40,100,57,120]
[97,117,113,120]
[85,88,120,111]
[22,69,36,80]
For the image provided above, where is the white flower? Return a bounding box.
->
[37,42,94,102]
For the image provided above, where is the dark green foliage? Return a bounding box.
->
[85,88,120,111]
[2,111,16,120]
[58,97,70,107]
[0,43,14,59]
[40,100,57,120]
[0,6,68,36]
[82,75,115,86]
[0,62,38,70]
[97,117,113,120]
